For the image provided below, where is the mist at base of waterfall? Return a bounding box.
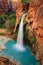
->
[13,44,25,51]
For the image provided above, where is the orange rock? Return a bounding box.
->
[26,0,43,64]
[27,0,43,45]
[13,2,29,33]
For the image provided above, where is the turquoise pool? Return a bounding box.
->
[0,40,39,65]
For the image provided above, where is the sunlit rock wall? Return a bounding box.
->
[12,0,21,12]
[26,0,43,47]
[26,0,43,64]
[12,0,21,3]
[29,0,43,48]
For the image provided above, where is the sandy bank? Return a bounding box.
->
[0,36,11,51]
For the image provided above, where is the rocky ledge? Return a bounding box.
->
[0,56,20,65]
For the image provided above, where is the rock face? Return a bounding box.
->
[12,0,29,33]
[26,0,43,65]
[0,0,9,14]
[12,0,21,3]
[0,56,20,65]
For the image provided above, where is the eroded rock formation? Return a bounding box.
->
[12,0,29,33]
[0,0,8,14]
[26,0,43,65]
[0,56,20,65]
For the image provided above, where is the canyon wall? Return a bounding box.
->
[26,0,43,64]
[0,0,9,14]
[0,0,21,15]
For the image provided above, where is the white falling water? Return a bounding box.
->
[13,14,26,51]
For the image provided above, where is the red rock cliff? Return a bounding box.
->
[0,0,10,15]
[26,0,43,64]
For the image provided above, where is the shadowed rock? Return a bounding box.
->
[0,56,20,65]
[26,0,43,65]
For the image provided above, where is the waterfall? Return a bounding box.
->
[13,14,26,51]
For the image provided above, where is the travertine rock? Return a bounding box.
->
[12,1,29,33]
[26,0,43,64]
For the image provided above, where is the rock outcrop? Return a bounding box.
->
[0,0,9,14]
[12,0,29,33]
[26,0,43,64]
[0,56,20,65]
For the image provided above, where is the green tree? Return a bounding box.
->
[21,0,31,3]
[5,19,16,34]
[0,14,9,28]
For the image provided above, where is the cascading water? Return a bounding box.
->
[13,14,26,51]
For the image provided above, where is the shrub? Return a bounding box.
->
[21,0,31,3]
[5,19,16,33]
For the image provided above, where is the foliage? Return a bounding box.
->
[0,18,5,28]
[0,14,9,28]
[0,14,8,20]
[9,13,16,19]
[24,25,36,54]
[0,13,16,29]
[5,19,16,33]
[24,28,30,45]
[21,0,31,3]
